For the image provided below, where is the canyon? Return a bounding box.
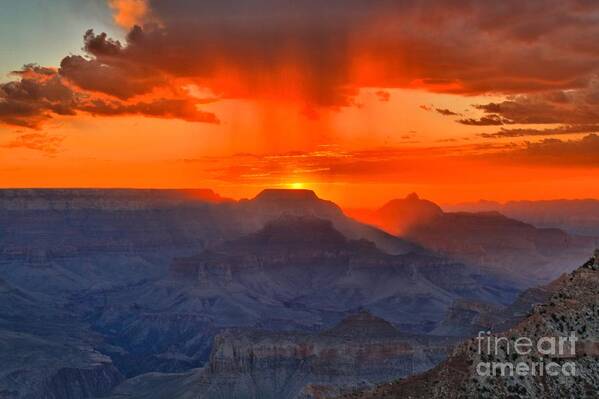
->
[0,189,595,398]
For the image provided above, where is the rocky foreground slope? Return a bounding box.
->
[342,253,599,399]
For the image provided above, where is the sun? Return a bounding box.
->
[288,182,305,189]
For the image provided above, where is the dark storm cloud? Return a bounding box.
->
[136,0,599,98]
[3,0,599,127]
[0,64,218,128]
[0,65,76,128]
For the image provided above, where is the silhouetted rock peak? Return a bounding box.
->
[324,310,400,337]
[241,215,347,247]
[254,189,319,202]
[406,192,420,201]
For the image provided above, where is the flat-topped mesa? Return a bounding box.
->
[245,189,344,221]
[253,189,319,202]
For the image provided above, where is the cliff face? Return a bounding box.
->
[345,255,599,399]
[109,312,459,399]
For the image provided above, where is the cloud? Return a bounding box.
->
[0,132,64,154]
[47,1,599,103]
[199,142,520,185]
[420,106,461,116]
[59,54,164,100]
[177,134,599,186]
[79,98,219,123]
[467,79,599,128]
[0,65,76,128]
[458,115,514,126]
[56,30,169,100]
[5,0,599,126]
[500,134,599,166]
[108,0,156,28]
[0,64,218,128]
[463,79,599,138]
[435,108,460,116]
[480,124,599,138]
[136,0,599,100]
[375,90,391,102]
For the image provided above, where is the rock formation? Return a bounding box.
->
[349,193,597,285]
[108,312,460,399]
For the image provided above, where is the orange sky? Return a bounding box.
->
[2,0,599,207]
